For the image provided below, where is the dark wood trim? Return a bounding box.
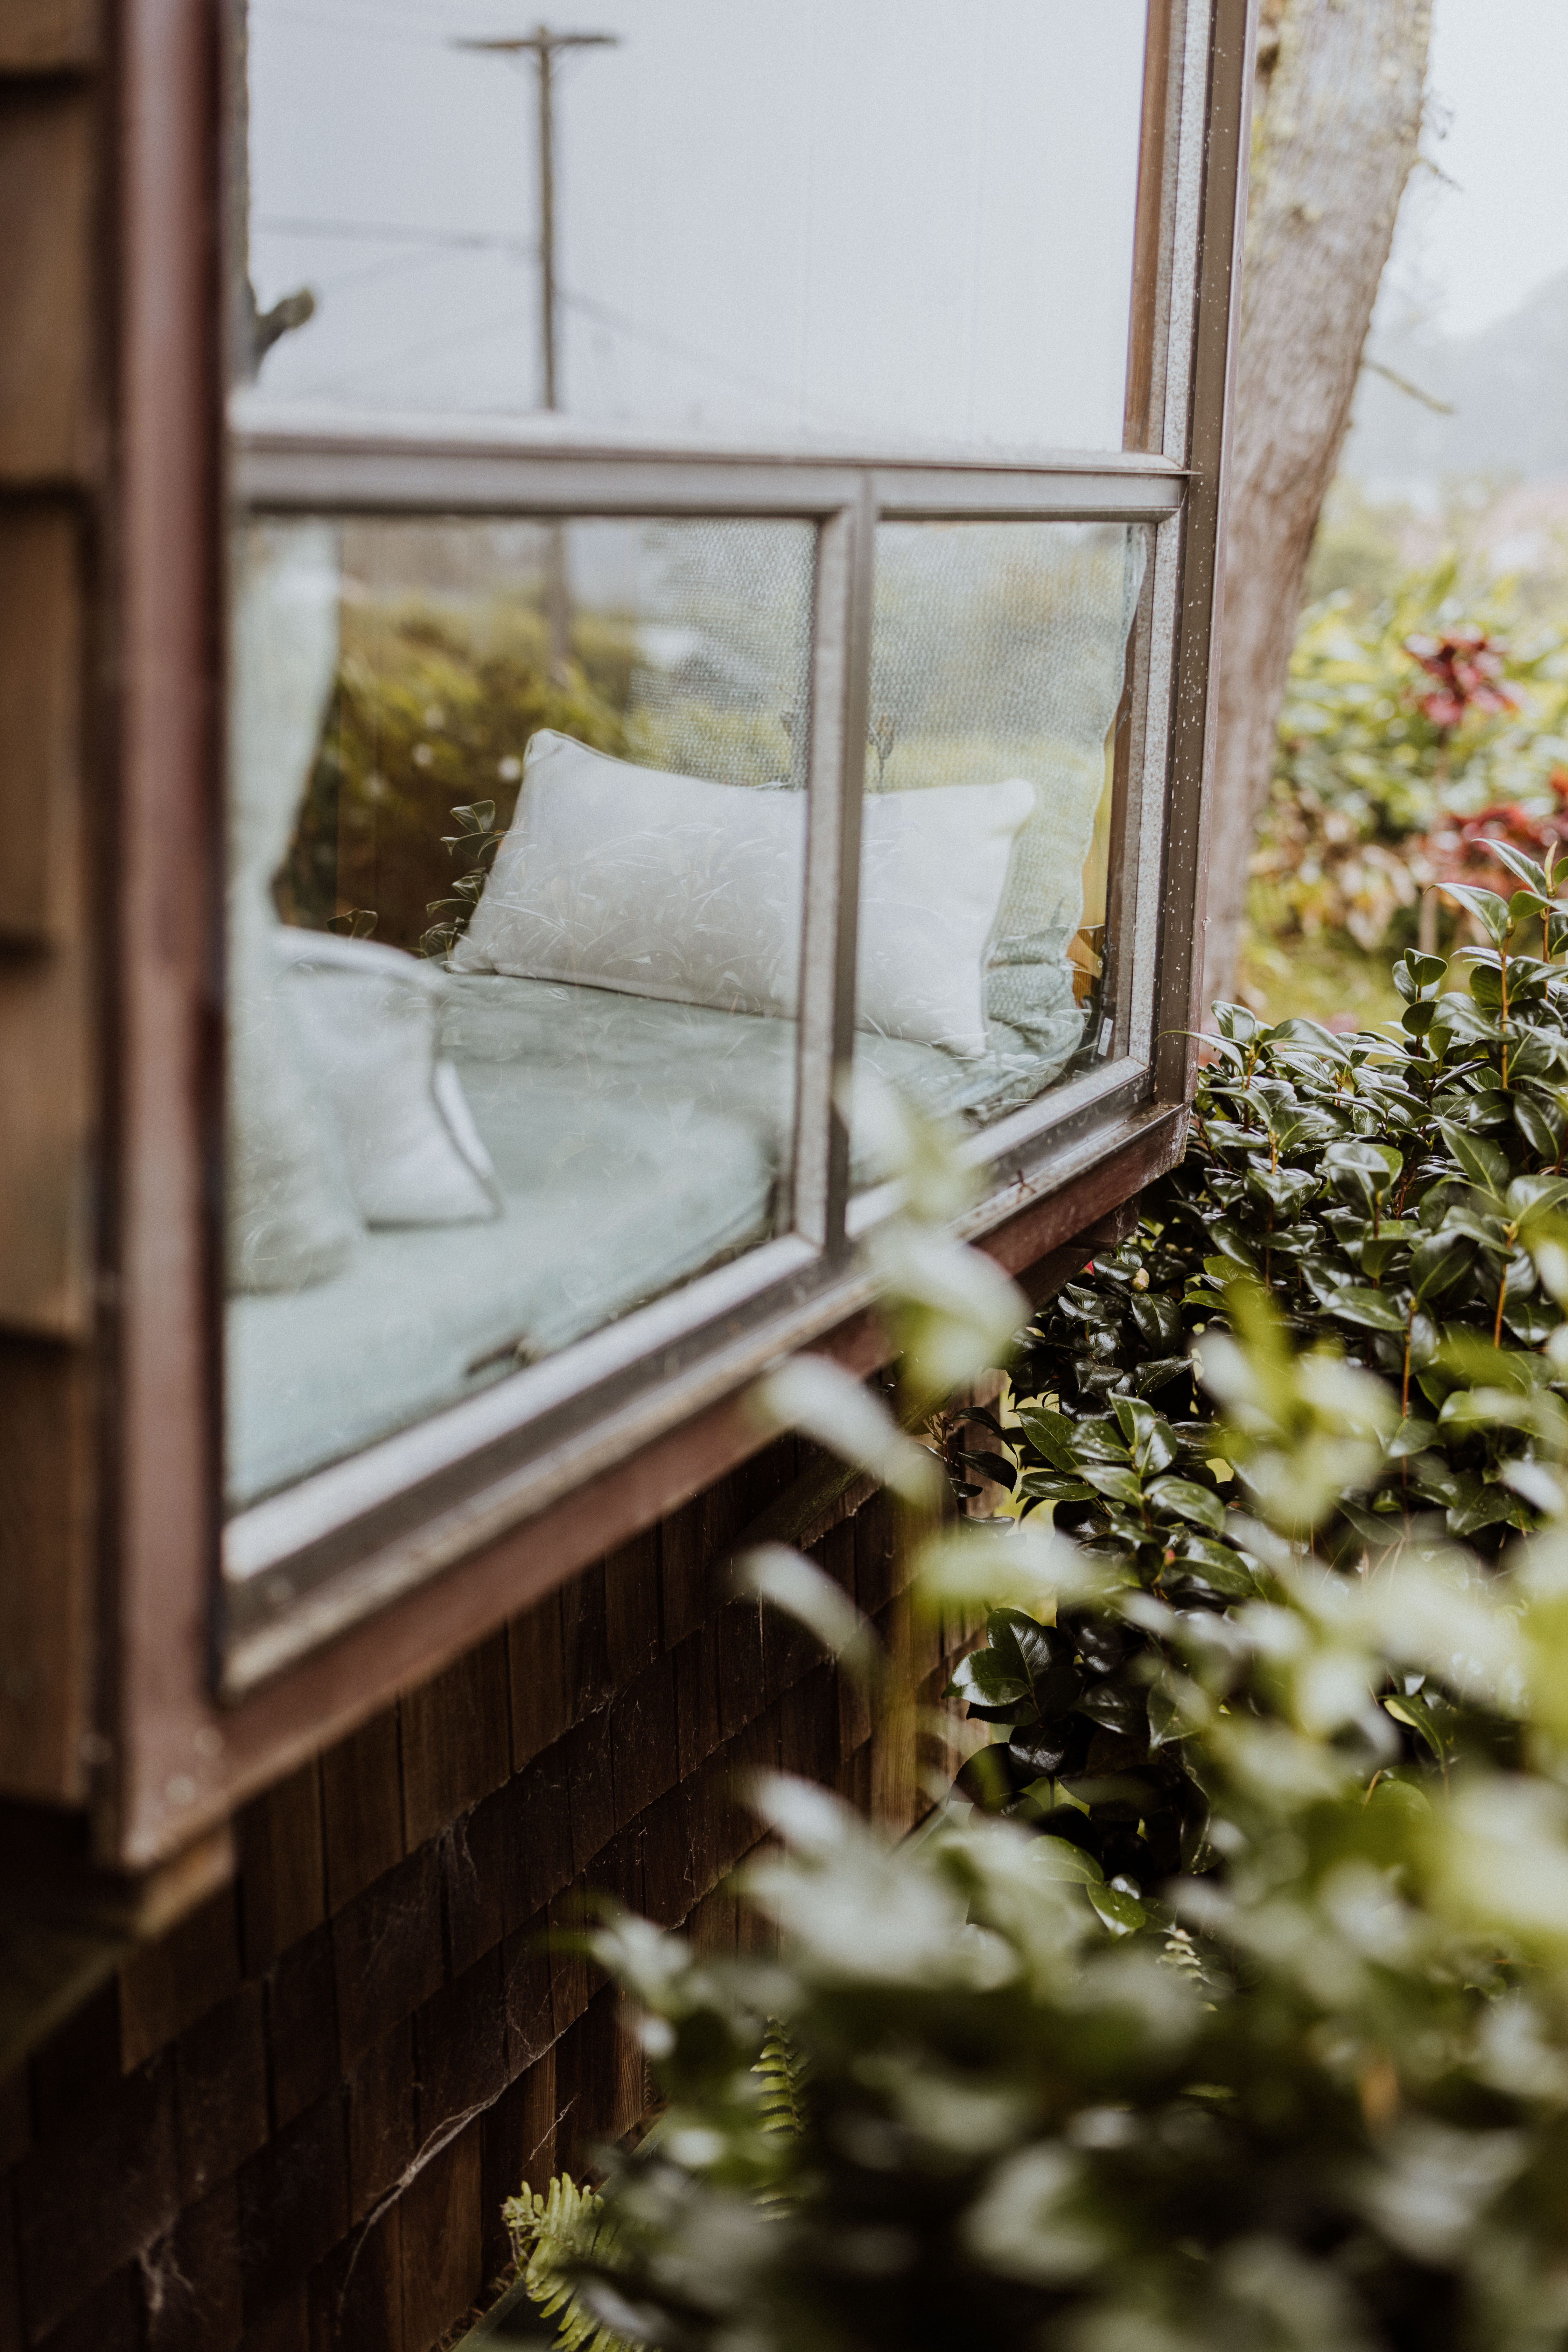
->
[108,0,225,1864]
[1124,0,1178,452]
[1152,0,1257,1104]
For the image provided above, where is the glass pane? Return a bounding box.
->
[848,520,1146,1175]
[237,0,1147,453]
[225,515,811,1508]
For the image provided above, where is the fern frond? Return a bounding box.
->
[753,2019,809,2139]
[503,2173,631,2352]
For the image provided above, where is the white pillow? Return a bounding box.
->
[275,931,500,1225]
[228,521,360,1295]
[452,731,1034,1059]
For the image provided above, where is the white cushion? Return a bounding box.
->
[275,931,500,1225]
[227,522,360,1294]
[452,731,1034,1059]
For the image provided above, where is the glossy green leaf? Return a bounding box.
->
[1085,1878,1147,1935]
[1437,1121,1512,1195]
[1326,1286,1409,1332]
[1144,1475,1226,1535]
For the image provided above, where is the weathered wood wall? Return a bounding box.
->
[0,1447,974,2352]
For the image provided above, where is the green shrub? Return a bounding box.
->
[501,872,1568,2352]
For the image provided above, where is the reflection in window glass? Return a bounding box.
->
[239,0,1147,452]
[854,521,1145,1145]
[226,516,813,1507]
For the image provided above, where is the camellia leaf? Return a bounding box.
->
[1081,1464,1146,1508]
[1164,1541,1258,1599]
[1436,1121,1511,1196]
[1430,994,1501,1047]
[1109,1396,1179,1472]
[1144,1475,1226,1535]
[1327,1286,1409,1332]
[1443,882,1514,946]
[1410,1230,1476,1304]
[1384,1690,1448,1763]
[947,1650,1031,1710]
[1028,1834,1104,1884]
[1085,1878,1147,1935]
[1016,1471,1097,1504]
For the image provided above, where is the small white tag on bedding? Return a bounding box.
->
[1096,1016,1115,1057]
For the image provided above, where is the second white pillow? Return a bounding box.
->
[276,930,500,1226]
[453,731,1033,1059]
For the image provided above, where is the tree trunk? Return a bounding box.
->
[1200,0,1432,1015]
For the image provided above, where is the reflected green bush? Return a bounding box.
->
[274,600,632,953]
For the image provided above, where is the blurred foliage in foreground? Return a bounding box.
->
[499,884,1568,2348]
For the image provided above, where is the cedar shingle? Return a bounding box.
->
[716,1601,766,1742]
[442,1792,507,1977]
[396,2123,481,2352]
[331,1849,443,2074]
[306,2203,402,2352]
[506,1590,570,1768]
[560,1560,612,1722]
[551,1989,623,2178]
[603,1528,659,1682]
[639,1783,693,1928]
[780,1664,837,1791]
[236,2094,348,2329]
[31,2263,142,2352]
[500,1918,553,2077]
[504,1743,574,1928]
[611,1652,678,1828]
[672,1624,721,1778]
[28,1975,119,2137]
[144,2177,242,2352]
[658,1496,707,1650]
[266,1923,339,2131]
[563,1711,614,1877]
[120,1888,241,2070]
[412,1952,506,2142]
[175,1982,268,2199]
[345,2020,415,2227]
[320,1714,403,1915]
[399,1635,510,1853]
[238,1765,325,1977]
[0,2063,28,2172]
[545,1885,590,2036]
[15,2052,178,2340]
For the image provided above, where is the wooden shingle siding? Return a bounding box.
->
[0,1463,975,2351]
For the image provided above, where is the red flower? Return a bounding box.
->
[1402,628,1517,732]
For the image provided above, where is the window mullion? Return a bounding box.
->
[791,483,873,1257]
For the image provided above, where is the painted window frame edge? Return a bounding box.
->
[104,0,1253,1869]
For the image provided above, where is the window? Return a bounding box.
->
[219,0,1244,1688]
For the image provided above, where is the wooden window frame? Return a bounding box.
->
[88,0,1255,1870]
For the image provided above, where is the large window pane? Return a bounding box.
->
[225,516,812,1507]
[238,0,1147,453]
[849,520,1146,1162]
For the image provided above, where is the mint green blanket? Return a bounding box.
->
[226,976,1078,1511]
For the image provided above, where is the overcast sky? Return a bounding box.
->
[1401,0,1568,339]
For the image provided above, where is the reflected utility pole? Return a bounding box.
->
[455,23,619,681]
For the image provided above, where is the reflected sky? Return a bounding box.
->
[245,0,1147,452]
